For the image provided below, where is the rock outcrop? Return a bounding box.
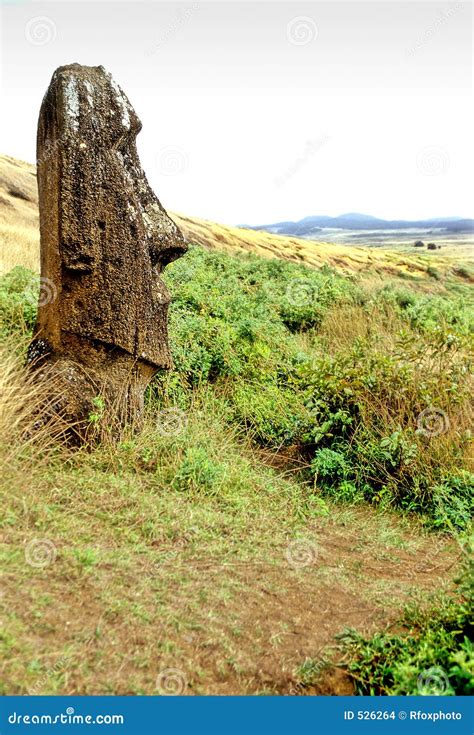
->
[28,64,187,439]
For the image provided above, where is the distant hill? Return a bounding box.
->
[245,213,474,238]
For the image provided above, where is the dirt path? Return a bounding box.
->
[152,511,458,694]
[4,507,458,696]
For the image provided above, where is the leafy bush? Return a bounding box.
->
[339,545,474,695]
[379,284,474,338]
[0,266,39,337]
[311,448,348,483]
[172,445,225,495]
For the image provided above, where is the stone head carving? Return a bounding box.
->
[36,63,186,367]
[30,64,187,436]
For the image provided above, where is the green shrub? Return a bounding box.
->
[228,382,312,447]
[431,472,474,532]
[0,266,39,337]
[339,545,474,695]
[172,446,225,495]
[311,448,348,483]
[379,284,474,338]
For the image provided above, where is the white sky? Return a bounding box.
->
[0,0,472,225]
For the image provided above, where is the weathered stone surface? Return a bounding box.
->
[29,64,187,437]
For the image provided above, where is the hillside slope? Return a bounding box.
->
[1,154,468,281]
[1,154,472,696]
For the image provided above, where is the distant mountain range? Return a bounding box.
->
[243,214,474,238]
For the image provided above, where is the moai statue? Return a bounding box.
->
[28,64,187,438]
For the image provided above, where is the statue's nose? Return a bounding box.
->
[143,190,187,270]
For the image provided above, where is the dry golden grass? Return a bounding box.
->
[2,152,468,282]
[312,302,405,355]
[171,211,444,280]
[0,154,41,274]
[0,223,39,273]
[0,342,69,474]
